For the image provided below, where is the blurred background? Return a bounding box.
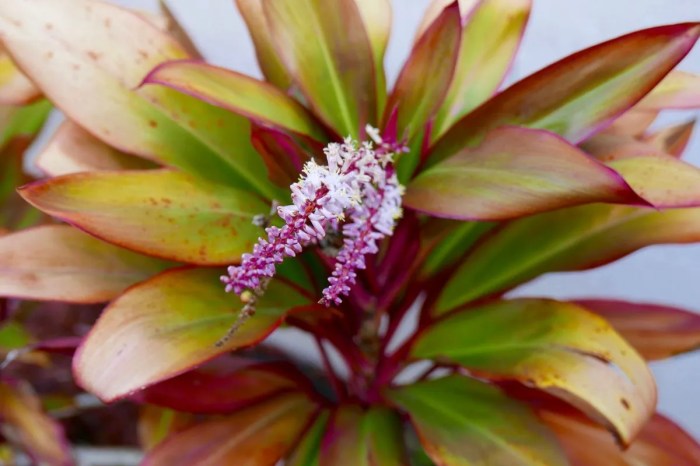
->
[101,0,700,438]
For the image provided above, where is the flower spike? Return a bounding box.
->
[222,129,405,310]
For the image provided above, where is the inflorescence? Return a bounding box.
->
[222,127,405,319]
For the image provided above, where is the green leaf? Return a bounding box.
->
[143,60,326,140]
[0,0,276,197]
[0,381,73,466]
[36,120,155,177]
[608,156,700,208]
[0,225,170,303]
[433,0,531,137]
[405,127,644,221]
[419,220,494,277]
[235,0,292,89]
[74,268,310,402]
[353,0,391,117]
[320,405,407,466]
[264,0,377,136]
[287,411,329,466]
[142,394,316,466]
[430,23,700,164]
[573,299,700,361]
[386,2,461,143]
[437,204,700,311]
[386,375,568,466]
[413,299,656,445]
[19,169,268,265]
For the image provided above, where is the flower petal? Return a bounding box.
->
[73,268,310,402]
[574,299,700,361]
[437,204,700,310]
[0,225,170,303]
[430,23,700,163]
[413,299,657,444]
[35,120,155,177]
[405,127,645,221]
[19,169,268,265]
[263,0,377,136]
[386,375,568,465]
[141,393,316,466]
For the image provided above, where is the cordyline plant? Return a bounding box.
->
[1,0,700,464]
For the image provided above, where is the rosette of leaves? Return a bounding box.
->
[0,0,700,464]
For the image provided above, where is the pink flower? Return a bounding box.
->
[222,129,405,306]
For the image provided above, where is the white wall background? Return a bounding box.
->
[114,0,700,437]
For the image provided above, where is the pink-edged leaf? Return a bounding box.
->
[438,204,700,310]
[142,393,316,466]
[19,169,268,265]
[264,0,377,137]
[434,0,532,137]
[0,380,72,466]
[543,411,700,466]
[415,0,479,39]
[353,0,391,115]
[413,299,656,444]
[36,120,155,177]
[251,125,312,187]
[608,156,700,208]
[320,405,408,466]
[0,46,40,105]
[385,2,461,144]
[405,127,644,221]
[642,120,695,157]
[74,268,310,402]
[143,60,326,140]
[574,299,700,360]
[581,132,667,162]
[0,0,276,197]
[430,23,700,164]
[287,410,330,466]
[138,361,310,414]
[0,225,170,303]
[605,110,658,137]
[636,70,700,110]
[157,0,202,59]
[386,375,567,466]
[235,0,292,89]
[138,405,195,452]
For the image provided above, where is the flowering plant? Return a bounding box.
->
[1,0,700,464]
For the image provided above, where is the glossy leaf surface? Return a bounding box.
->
[264,0,376,136]
[235,0,292,88]
[543,411,700,466]
[433,0,531,136]
[143,60,325,139]
[0,225,169,303]
[74,268,310,401]
[36,120,154,176]
[139,361,308,414]
[0,0,275,196]
[575,299,700,360]
[386,375,567,465]
[430,23,700,163]
[386,2,461,142]
[438,204,700,310]
[142,394,316,466]
[20,169,268,265]
[414,299,656,444]
[0,381,72,466]
[405,127,643,221]
[320,405,407,466]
